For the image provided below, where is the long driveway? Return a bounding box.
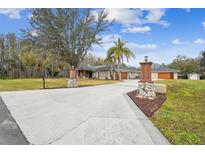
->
[0,80,169,145]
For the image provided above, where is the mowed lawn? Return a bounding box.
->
[0,78,120,91]
[152,80,205,145]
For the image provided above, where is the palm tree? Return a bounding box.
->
[104,38,135,80]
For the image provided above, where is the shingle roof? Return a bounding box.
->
[151,66,179,72]
[78,65,97,71]
[97,65,138,72]
[78,65,178,73]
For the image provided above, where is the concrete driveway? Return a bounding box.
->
[0,80,169,145]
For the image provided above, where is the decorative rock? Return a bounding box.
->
[153,84,167,93]
[68,79,77,88]
[136,82,156,100]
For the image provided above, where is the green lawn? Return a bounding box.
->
[0,78,120,91]
[152,79,205,145]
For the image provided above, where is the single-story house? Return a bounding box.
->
[94,65,139,80]
[78,66,96,79]
[78,65,139,80]
[77,65,179,80]
[187,73,201,80]
[151,66,179,80]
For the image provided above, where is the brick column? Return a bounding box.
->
[70,67,77,79]
[140,61,153,83]
[68,66,77,88]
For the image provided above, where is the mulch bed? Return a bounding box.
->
[127,90,167,117]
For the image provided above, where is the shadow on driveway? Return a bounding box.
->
[0,96,28,145]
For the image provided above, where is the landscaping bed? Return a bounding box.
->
[127,90,166,117]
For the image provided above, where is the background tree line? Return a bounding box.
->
[0,32,105,79]
[0,33,69,79]
[168,52,205,79]
[0,8,205,80]
[0,8,110,79]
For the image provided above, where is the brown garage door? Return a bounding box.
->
[121,72,127,79]
[158,72,174,79]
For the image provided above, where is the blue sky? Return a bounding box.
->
[0,8,205,67]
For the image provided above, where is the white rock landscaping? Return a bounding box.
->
[136,82,156,100]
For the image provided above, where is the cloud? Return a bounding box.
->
[122,26,151,33]
[104,8,142,25]
[91,34,122,51]
[0,9,23,19]
[143,9,169,27]
[101,34,157,50]
[127,42,158,50]
[194,38,205,44]
[104,9,169,33]
[100,34,122,50]
[172,39,186,45]
[102,34,157,50]
[104,8,168,27]
[202,21,205,28]
[92,34,157,56]
[101,34,121,43]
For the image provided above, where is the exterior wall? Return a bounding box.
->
[99,70,109,79]
[174,72,178,79]
[127,72,138,79]
[98,70,138,80]
[78,70,92,79]
[107,71,111,79]
[78,69,178,80]
[151,73,158,80]
[114,71,119,80]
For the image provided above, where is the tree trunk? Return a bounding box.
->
[117,62,120,80]
[51,64,54,77]
[110,64,113,80]
[42,70,46,89]
[19,70,22,78]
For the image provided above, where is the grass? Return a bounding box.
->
[152,79,205,145]
[0,78,120,91]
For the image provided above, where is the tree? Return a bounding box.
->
[21,8,111,68]
[104,38,135,80]
[199,50,205,78]
[152,63,167,69]
[81,53,104,66]
[0,33,21,78]
[36,52,51,89]
[19,49,36,77]
[0,34,6,77]
[169,55,200,77]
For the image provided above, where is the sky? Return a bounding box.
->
[0,8,205,67]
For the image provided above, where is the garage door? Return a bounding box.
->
[121,72,127,79]
[158,72,174,79]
